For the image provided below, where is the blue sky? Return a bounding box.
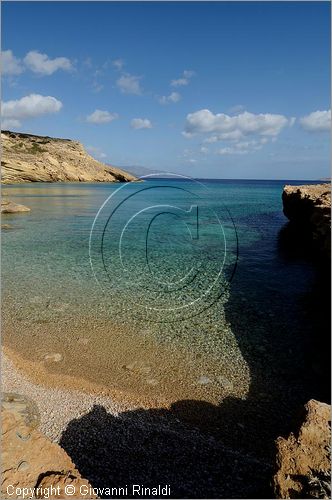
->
[2,1,331,179]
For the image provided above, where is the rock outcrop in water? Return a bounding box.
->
[1,199,31,213]
[1,130,138,183]
[1,393,96,499]
[282,183,331,257]
[274,399,331,499]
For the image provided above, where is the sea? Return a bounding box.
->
[2,178,328,432]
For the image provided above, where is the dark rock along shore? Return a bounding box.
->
[274,183,331,498]
[282,183,331,257]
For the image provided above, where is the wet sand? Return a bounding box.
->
[2,301,250,406]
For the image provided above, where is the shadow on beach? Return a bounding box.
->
[60,221,330,499]
[60,401,275,499]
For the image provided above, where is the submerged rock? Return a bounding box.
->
[274,399,331,499]
[44,353,63,363]
[2,393,40,430]
[123,360,152,375]
[197,375,212,385]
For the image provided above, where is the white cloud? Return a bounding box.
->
[2,94,63,128]
[299,109,331,132]
[183,70,195,78]
[1,49,74,78]
[185,109,290,138]
[131,118,152,129]
[171,78,187,87]
[217,138,267,155]
[1,50,24,75]
[86,145,107,159]
[184,108,293,155]
[117,74,142,95]
[159,92,181,104]
[204,130,245,143]
[1,119,21,129]
[218,146,241,155]
[171,70,195,87]
[24,50,73,75]
[86,109,118,124]
[112,59,125,71]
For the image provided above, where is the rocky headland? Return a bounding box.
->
[282,183,331,257]
[1,130,137,184]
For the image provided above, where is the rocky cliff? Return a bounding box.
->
[1,130,137,183]
[282,183,331,257]
[274,399,331,499]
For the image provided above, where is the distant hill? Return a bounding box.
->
[110,164,181,179]
[107,164,162,179]
[1,130,138,184]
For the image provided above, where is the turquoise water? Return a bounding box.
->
[2,178,320,405]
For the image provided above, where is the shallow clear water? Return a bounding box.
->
[2,178,320,405]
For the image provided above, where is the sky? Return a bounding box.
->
[2,1,331,179]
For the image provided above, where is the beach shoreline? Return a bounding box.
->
[2,344,173,443]
[1,348,134,442]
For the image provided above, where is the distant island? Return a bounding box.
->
[1,130,137,184]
